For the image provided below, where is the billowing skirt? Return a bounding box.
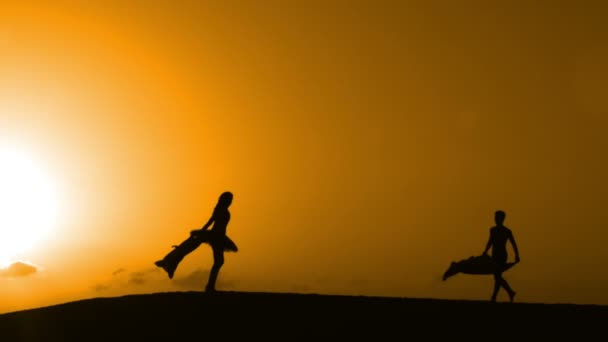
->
[155,230,237,279]
[187,230,238,252]
[442,254,517,281]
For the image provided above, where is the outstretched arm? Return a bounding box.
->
[191,210,216,235]
[509,231,520,262]
[201,211,216,231]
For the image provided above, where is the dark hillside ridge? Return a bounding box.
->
[0,291,605,340]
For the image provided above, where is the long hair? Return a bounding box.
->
[216,191,233,210]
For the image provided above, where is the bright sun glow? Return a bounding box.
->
[0,146,59,265]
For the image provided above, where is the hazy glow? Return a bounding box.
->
[0,146,59,265]
[1,1,607,314]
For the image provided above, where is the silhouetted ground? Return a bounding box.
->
[0,291,605,340]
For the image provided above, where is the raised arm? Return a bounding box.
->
[509,230,520,262]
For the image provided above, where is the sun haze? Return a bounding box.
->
[0,145,59,265]
[0,1,607,313]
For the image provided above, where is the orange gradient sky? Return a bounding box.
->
[0,1,607,313]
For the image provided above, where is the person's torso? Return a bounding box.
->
[490,226,511,254]
[211,209,230,235]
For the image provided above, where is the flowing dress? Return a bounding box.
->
[155,230,237,279]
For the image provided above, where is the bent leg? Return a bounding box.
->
[492,272,516,302]
[491,273,501,302]
[500,277,516,302]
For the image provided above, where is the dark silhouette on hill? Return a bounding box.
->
[155,191,237,290]
[443,210,520,302]
[483,210,520,302]
[0,291,605,340]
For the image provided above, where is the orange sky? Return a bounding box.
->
[0,0,607,313]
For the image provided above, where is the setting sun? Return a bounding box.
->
[0,146,59,265]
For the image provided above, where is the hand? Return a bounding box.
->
[515,255,520,263]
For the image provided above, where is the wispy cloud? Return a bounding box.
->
[172,268,235,290]
[92,266,236,293]
[112,268,126,276]
[0,261,38,278]
[172,268,210,289]
[128,268,158,285]
[93,266,166,292]
[93,284,110,292]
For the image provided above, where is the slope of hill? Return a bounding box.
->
[0,291,605,340]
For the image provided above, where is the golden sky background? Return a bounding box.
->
[0,0,607,312]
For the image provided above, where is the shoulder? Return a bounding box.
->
[497,226,513,236]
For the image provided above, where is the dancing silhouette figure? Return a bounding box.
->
[155,191,237,292]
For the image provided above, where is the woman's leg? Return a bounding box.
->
[501,277,516,302]
[492,271,516,302]
[491,273,502,302]
[206,244,224,292]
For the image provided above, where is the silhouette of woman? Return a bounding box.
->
[190,191,234,292]
[155,191,237,291]
[482,210,520,302]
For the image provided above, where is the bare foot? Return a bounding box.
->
[509,291,516,303]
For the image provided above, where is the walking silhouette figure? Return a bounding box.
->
[483,210,520,302]
[442,210,520,303]
[155,191,237,291]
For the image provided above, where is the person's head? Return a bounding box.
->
[217,191,233,208]
[494,210,506,225]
